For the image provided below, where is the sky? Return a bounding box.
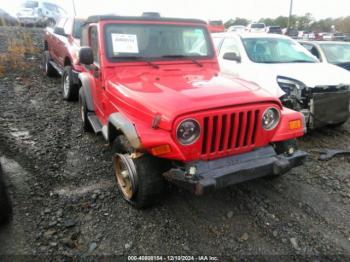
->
[1,0,350,22]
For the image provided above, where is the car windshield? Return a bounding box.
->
[42,3,58,12]
[320,43,350,64]
[104,23,213,61]
[251,23,265,29]
[22,1,38,8]
[242,37,318,63]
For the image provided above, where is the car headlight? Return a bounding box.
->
[176,119,201,145]
[277,76,306,95]
[262,107,280,130]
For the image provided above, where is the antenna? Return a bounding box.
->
[287,0,294,30]
[72,0,77,16]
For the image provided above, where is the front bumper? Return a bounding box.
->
[163,146,307,195]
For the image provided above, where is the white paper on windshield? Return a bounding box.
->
[111,34,139,54]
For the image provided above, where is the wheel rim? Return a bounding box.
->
[63,74,70,96]
[114,154,136,200]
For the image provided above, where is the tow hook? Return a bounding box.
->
[185,166,197,178]
[273,158,290,175]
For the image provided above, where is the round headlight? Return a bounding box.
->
[262,107,280,130]
[176,119,201,145]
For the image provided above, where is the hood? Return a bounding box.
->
[239,62,350,98]
[106,66,280,125]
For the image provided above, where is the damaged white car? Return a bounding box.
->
[212,33,350,129]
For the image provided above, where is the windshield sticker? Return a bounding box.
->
[111,34,139,54]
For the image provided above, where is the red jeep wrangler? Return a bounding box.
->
[78,15,307,208]
[43,17,85,100]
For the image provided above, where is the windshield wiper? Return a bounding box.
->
[258,60,315,64]
[161,55,203,67]
[285,60,315,63]
[111,56,159,69]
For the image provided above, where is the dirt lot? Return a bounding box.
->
[0,27,350,260]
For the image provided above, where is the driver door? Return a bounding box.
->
[89,25,106,122]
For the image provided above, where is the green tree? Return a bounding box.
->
[224,17,249,28]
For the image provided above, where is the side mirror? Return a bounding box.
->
[54,27,67,36]
[79,47,94,65]
[223,52,241,63]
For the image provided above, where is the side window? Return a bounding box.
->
[220,38,240,57]
[301,43,320,60]
[89,26,99,65]
[301,43,313,52]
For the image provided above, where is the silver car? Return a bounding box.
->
[299,41,350,71]
[17,1,66,27]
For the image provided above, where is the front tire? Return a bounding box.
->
[112,136,168,209]
[79,90,92,132]
[62,66,79,101]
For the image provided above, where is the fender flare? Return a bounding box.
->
[78,73,94,111]
[108,113,142,150]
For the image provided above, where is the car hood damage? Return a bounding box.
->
[239,63,350,98]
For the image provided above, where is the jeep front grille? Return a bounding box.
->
[201,109,260,157]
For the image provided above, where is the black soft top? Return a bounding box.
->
[84,15,207,26]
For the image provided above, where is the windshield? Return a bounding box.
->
[22,1,38,8]
[104,23,213,61]
[251,23,265,29]
[320,43,350,64]
[42,3,58,11]
[242,37,318,63]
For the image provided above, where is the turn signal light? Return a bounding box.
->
[151,144,171,156]
[289,120,302,130]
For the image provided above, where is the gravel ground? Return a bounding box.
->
[0,27,350,260]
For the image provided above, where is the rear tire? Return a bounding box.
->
[112,136,168,209]
[42,51,57,77]
[62,66,79,101]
